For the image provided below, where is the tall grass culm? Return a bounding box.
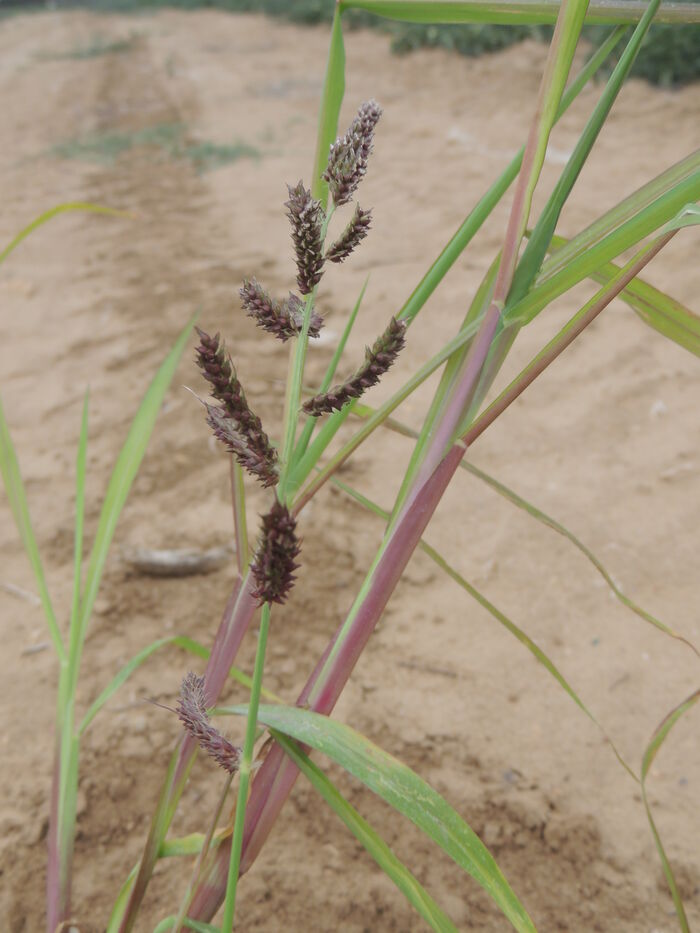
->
[111,1,699,929]
[2,0,699,931]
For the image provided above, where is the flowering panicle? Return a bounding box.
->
[240,277,322,341]
[323,100,382,207]
[303,316,406,416]
[177,673,241,775]
[205,403,277,487]
[326,205,372,264]
[195,327,278,485]
[285,181,325,295]
[251,500,301,606]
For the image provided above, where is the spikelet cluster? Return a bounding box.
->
[177,673,242,775]
[326,205,372,264]
[195,327,278,486]
[303,316,406,417]
[251,500,301,606]
[240,278,322,341]
[285,181,325,295]
[323,100,382,207]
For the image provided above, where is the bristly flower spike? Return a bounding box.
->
[303,316,406,417]
[285,181,325,296]
[195,327,278,485]
[323,100,382,208]
[205,403,278,487]
[251,500,301,606]
[326,205,372,264]
[177,673,242,775]
[240,277,323,341]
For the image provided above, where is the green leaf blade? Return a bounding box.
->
[0,201,129,268]
[509,0,661,304]
[641,691,699,933]
[0,395,65,661]
[223,705,536,932]
[312,7,345,207]
[77,316,195,652]
[339,0,700,26]
[547,232,700,359]
[275,732,459,932]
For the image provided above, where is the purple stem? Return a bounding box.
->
[187,230,679,922]
[188,444,465,918]
[46,740,70,932]
[119,572,259,932]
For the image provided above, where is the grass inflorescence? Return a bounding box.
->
[2,4,699,933]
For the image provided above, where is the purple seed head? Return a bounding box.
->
[326,205,372,264]
[195,327,278,485]
[177,672,242,775]
[205,403,278,488]
[323,100,382,207]
[285,181,325,296]
[303,316,406,417]
[251,500,301,606]
[240,278,322,341]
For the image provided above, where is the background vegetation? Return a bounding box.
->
[2,0,699,87]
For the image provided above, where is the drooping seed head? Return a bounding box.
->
[326,205,372,264]
[251,500,301,606]
[323,100,382,207]
[205,403,278,487]
[177,672,242,775]
[285,181,325,295]
[240,278,323,341]
[303,316,406,417]
[284,292,324,339]
[195,327,278,485]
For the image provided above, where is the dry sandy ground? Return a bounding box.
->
[0,8,698,932]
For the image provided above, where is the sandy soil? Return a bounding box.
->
[0,8,698,932]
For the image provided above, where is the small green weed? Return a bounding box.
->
[58,33,138,59]
[51,123,259,172]
[183,140,259,173]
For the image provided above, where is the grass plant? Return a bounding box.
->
[51,123,259,172]
[41,32,139,58]
[32,0,700,84]
[2,1,700,931]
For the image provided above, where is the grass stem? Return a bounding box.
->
[221,602,271,931]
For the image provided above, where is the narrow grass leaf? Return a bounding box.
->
[106,835,211,933]
[339,0,700,26]
[399,0,588,498]
[641,690,699,933]
[547,233,700,358]
[221,705,536,932]
[0,201,129,267]
[77,316,195,656]
[79,633,284,735]
[292,315,484,508]
[0,395,64,660]
[460,463,697,654]
[331,475,637,778]
[274,731,459,932]
[350,403,698,656]
[396,24,625,330]
[506,172,700,326]
[153,919,221,933]
[70,392,89,644]
[538,151,700,282]
[389,27,625,516]
[509,0,660,304]
[392,254,500,525]
[292,276,368,467]
[311,6,345,206]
